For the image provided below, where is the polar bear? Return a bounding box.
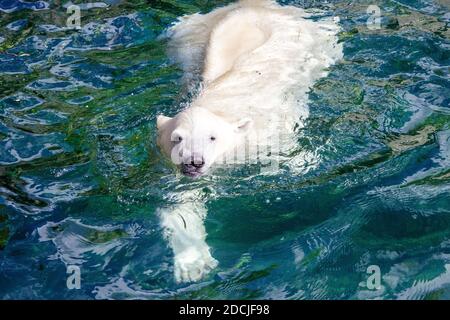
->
[156,0,343,282]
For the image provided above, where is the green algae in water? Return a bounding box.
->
[86,228,128,244]
[0,211,9,250]
[0,227,9,249]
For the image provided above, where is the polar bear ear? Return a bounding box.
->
[234,118,253,134]
[156,115,172,130]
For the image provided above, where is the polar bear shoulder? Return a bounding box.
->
[162,0,276,83]
[203,6,272,83]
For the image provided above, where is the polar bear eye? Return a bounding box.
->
[210,136,216,141]
[171,133,183,143]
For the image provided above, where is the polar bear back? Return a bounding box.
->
[202,6,272,83]
[164,0,343,143]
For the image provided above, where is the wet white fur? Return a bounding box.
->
[159,200,217,282]
[157,0,343,282]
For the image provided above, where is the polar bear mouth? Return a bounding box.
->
[181,164,205,178]
[182,170,203,178]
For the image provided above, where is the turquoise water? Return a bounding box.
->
[0,0,449,299]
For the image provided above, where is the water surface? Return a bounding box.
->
[0,0,449,299]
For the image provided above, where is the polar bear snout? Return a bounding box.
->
[185,153,205,167]
[181,153,206,178]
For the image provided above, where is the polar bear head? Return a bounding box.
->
[157,107,252,178]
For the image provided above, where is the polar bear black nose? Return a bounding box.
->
[191,154,205,168]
